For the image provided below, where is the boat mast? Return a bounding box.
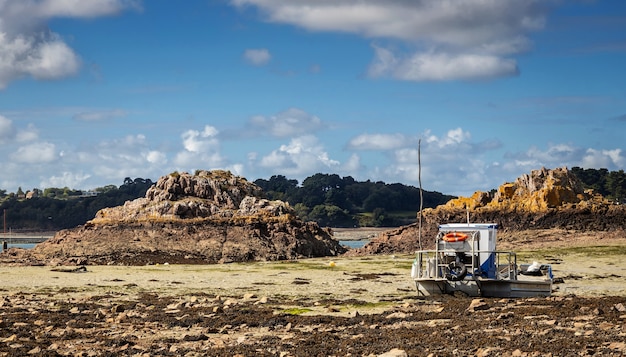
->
[418,139,423,251]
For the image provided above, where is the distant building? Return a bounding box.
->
[80,191,99,197]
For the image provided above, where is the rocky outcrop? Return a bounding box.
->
[350,167,626,255]
[93,170,280,223]
[444,167,598,212]
[2,170,346,266]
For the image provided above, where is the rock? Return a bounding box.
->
[3,170,346,266]
[467,298,489,312]
[377,348,408,357]
[348,167,626,255]
[475,347,502,357]
[2,334,17,343]
[496,312,514,320]
[608,342,626,353]
[255,296,269,304]
[27,347,41,354]
[386,312,409,319]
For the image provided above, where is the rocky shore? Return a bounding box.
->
[1,249,625,356]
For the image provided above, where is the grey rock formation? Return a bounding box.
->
[2,170,346,266]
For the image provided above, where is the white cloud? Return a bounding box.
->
[181,125,220,153]
[259,135,339,176]
[40,171,91,190]
[369,47,519,81]
[175,125,224,168]
[16,123,39,142]
[424,128,472,148]
[0,0,139,89]
[10,142,57,164]
[248,108,323,137]
[391,129,481,187]
[341,153,362,174]
[0,115,15,142]
[19,39,81,80]
[146,150,166,164]
[582,148,624,169]
[243,48,271,66]
[0,33,80,89]
[348,133,409,150]
[232,0,546,45]
[62,134,169,185]
[501,143,581,172]
[343,128,507,195]
[232,0,549,81]
[0,115,40,144]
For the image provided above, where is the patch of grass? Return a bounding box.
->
[281,307,313,315]
[264,261,340,271]
[517,245,626,260]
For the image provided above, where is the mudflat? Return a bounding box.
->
[1,240,625,356]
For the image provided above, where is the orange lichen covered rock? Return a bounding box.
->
[444,191,491,211]
[445,167,594,213]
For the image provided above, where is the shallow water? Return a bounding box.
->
[2,243,36,250]
[339,240,368,249]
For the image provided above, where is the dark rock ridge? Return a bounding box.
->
[349,167,626,255]
[2,170,346,265]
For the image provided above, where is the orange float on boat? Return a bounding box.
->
[442,232,468,242]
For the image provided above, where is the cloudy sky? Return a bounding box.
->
[0,0,624,197]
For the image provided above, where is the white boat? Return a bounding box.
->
[411,223,553,298]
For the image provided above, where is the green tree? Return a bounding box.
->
[300,173,344,208]
[308,204,355,227]
[372,207,387,227]
[254,175,299,203]
[293,203,310,221]
[605,170,626,203]
[571,167,608,195]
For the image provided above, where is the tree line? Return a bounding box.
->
[571,167,625,203]
[253,173,453,227]
[0,178,153,232]
[0,173,451,231]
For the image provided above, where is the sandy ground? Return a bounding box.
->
[1,234,625,356]
[1,243,625,307]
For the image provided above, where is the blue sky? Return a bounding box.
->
[0,0,625,197]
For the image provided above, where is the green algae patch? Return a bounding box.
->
[281,307,313,315]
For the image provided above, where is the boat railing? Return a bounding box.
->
[413,249,519,281]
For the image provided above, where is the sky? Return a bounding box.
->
[0,0,625,197]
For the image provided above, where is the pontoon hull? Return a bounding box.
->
[416,279,552,298]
